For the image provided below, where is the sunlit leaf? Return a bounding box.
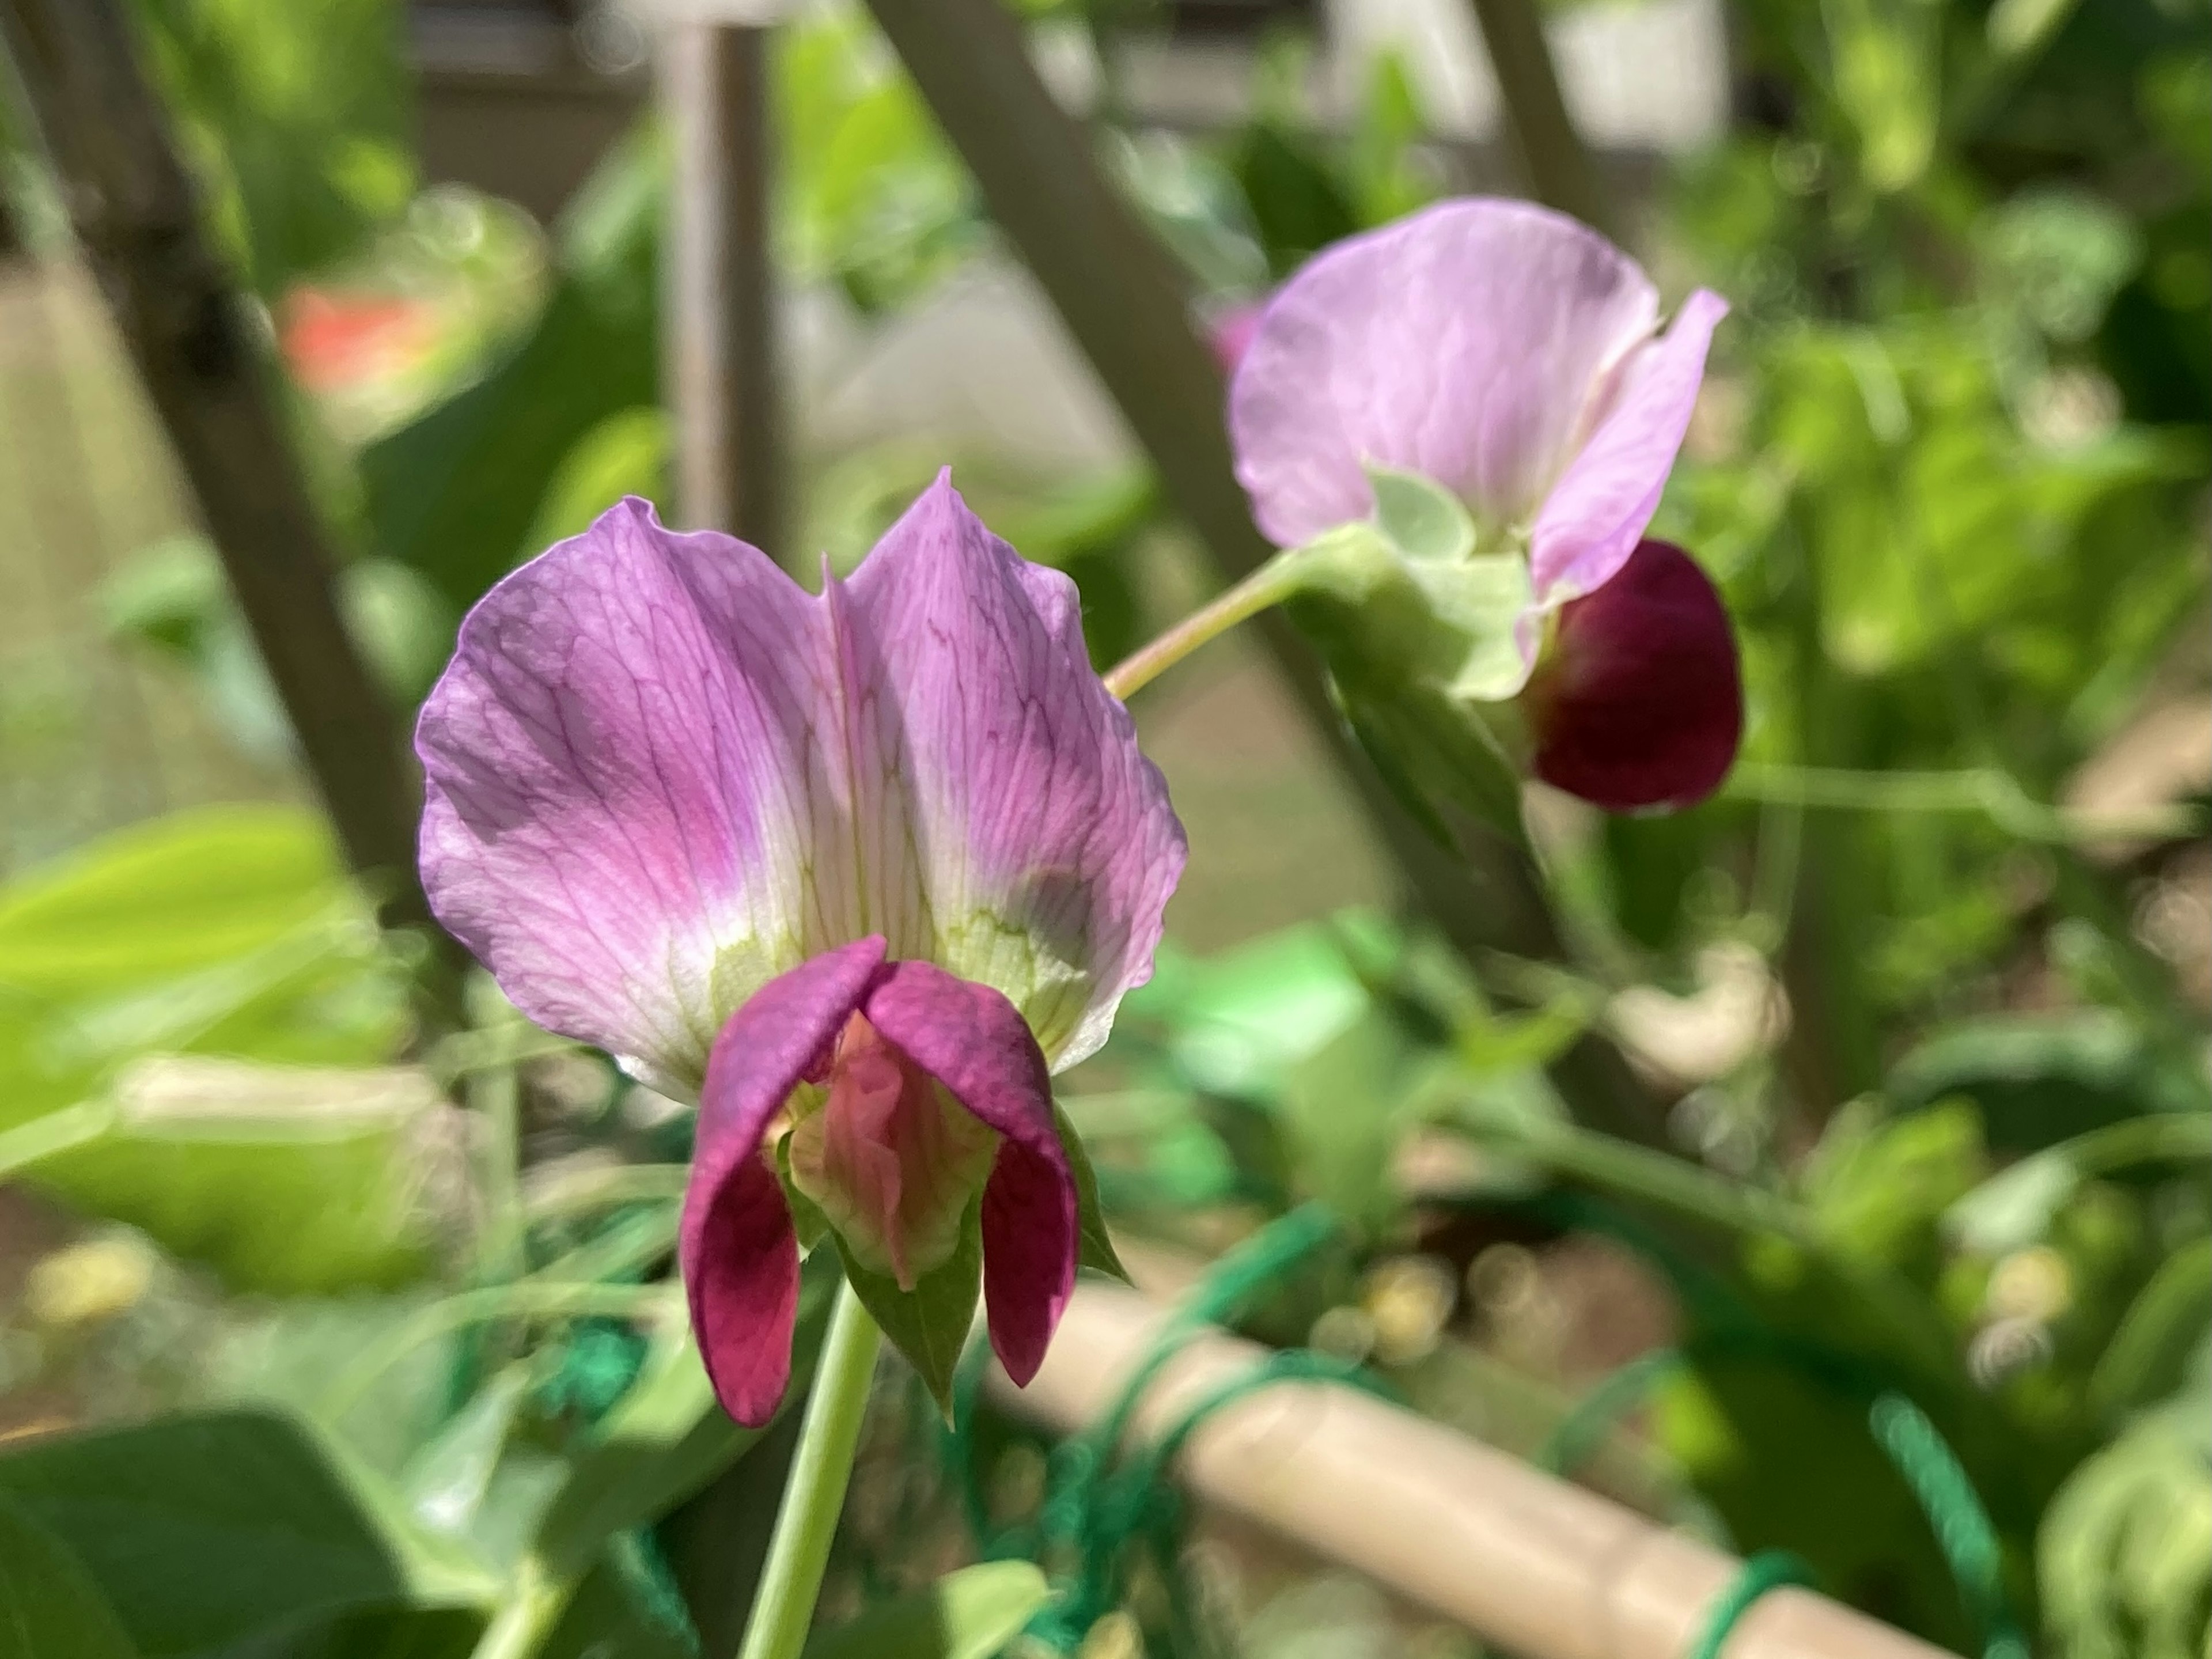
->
[801,1562,1049,1659]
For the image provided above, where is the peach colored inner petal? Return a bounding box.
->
[786,1012,998,1290]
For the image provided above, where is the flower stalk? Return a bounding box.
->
[734,1279,884,1659]
[1104,547,1313,701]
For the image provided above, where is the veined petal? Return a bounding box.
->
[1526,540,1742,813]
[1530,289,1728,604]
[861,960,1075,1388]
[417,498,844,1093]
[1228,198,1658,548]
[840,473,1186,1069]
[682,937,888,1425]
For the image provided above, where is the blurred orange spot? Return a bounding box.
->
[279,287,437,392]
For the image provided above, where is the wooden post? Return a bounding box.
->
[1465,0,1618,238]
[991,1279,1955,1659]
[0,0,431,933]
[863,0,1666,1149]
[661,19,782,556]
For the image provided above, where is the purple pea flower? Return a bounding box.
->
[1228,198,1741,811]
[416,475,1185,1425]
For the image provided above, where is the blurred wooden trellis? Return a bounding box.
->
[0,3,1977,1656]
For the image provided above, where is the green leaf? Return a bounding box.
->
[801,1562,1050,1659]
[523,407,673,554]
[1801,1099,1985,1274]
[838,1202,982,1419]
[0,805,377,1003]
[1057,1104,1129,1282]
[0,1411,497,1659]
[403,1369,532,1540]
[1366,464,1475,564]
[1888,1011,2203,1153]
[2090,1238,2212,1419]
[532,1262,835,1579]
[0,809,429,1293]
[363,130,660,612]
[129,0,414,294]
[20,1056,459,1295]
[0,1501,140,1659]
[1277,1009,1416,1236]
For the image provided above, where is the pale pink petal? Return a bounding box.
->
[1530,289,1728,603]
[1228,199,1658,548]
[839,472,1186,1069]
[681,937,888,1425]
[417,498,844,1093]
[1527,540,1741,812]
[862,959,1074,1388]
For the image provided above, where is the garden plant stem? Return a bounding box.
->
[1104,550,1309,701]
[735,1278,884,1659]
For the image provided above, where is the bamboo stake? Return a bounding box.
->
[0,0,430,931]
[661,19,783,555]
[1464,0,1618,238]
[863,0,1666,1148]
[990,1279,1953,1659]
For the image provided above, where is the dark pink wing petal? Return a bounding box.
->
[861,959,1075,1388]
[1527,540,1743,813]
[682,937,888,1425]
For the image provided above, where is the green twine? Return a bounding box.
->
[1869,1394,2031,1659]
[950,1204,1373,1654]
[1685,1551,1817,1659]
[1540,1346,2026,1659]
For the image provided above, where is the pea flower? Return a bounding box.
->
[416,475,1185,1424]
[1228,197,1741,812]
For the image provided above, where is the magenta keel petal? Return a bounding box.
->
[681,937,889,1425]
[861,960,1076,1387]
[1527,540,1743,813]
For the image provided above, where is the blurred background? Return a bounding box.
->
[0,1,2205,1656]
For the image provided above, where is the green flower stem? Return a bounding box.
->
[1104,546,1313,701]
[1726,762,2200,847]
[735,1278,883,1659]
[471,1006,527,1285]
[470,1554,575,1659]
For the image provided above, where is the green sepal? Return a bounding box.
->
[1056,1103,1131,1283]
[835,1198,982,1421]
[1366,462,1476,563]
[774,1132,832,1253]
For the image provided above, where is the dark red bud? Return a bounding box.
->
[1525,539,1743,813]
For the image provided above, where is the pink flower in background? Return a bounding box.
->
[416,475,1185,1424]
[1208,300,1266,377]
[1228,198,1741,811]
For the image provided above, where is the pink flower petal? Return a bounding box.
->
[861,960,1075,1388]
[1209,300,1266,376]
[1527,540,1742,813]
[416,498,838,1093]
[843,472,1186,1069]
[681,937,889,1425]
[1530,289,1728,603]
[1228,198,1658,548]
